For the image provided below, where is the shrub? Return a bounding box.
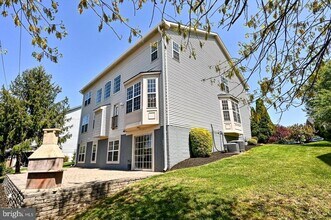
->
[0,163,4,177]
[64,155,69,163]
[189,128,212,157]
[268,125,291,144]
[72,151,76,163]
[288,124,314,143]
[0,163,14,177]
[248,138,258,145]
[251,136,258,142]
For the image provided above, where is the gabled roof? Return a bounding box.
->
[80,20,248,93]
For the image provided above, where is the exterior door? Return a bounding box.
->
[134,134,153,170]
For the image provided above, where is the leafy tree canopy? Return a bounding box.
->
[0,66,70,165]
[305,61,331,140]
[1,0,330,111]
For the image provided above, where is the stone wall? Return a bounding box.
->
[3,175,145,219]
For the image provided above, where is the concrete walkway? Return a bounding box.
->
[7,167,162,192]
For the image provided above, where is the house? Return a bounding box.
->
[60,106,82,160]
[76,20,251,172]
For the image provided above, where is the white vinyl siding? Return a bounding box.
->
[78,33,162,146]
[104,81,111,99]
[165,29,251,140]
[107,140,120,163]
[113,75,121,94]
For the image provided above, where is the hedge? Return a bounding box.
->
[189,128,213,157]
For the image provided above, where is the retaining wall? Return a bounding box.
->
[3,175,144,219]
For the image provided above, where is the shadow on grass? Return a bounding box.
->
[75,183,237,220]
[317,153,331,167]
[306,141,331,147]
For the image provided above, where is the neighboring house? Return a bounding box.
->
[61,106,82,160]
[76,20,251,172]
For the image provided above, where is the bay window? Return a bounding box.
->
[126,82,141,113]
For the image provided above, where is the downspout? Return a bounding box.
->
[158,24,169,171]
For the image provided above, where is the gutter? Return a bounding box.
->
[158,22,170,171]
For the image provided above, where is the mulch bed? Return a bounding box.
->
[170,145,258,171]
[0,182,8,208]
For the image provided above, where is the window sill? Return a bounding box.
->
[106,161,120,164]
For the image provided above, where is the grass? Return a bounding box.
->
[75,141,331,220]
[63,161,74,168]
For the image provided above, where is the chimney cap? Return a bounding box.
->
[43,128,61,132]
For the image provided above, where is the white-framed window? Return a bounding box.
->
[222,100,231,121]
[96,88,102,104]
[126,82,141,113]
[147,79,157,108]
[91,143,98,163]
[172,41,180,62]
[84,91,92,106]
[81,114,89,133]
[134,134,152,170]
[78,145,86,163]
[107,140,120,163]
[150,41,158,62]
[232,101,241,123]
[220,76,229,93]
[113,75,121,94]
[104,81,111,99]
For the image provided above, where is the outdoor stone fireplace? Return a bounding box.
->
[26,128,64,189]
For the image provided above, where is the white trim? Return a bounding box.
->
[106,138,121,164]
[90,143,98,163]
[77,144,86,163]
[131,132,154,171]
[147,78,157,109]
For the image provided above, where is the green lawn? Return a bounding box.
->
[75,141,331,220]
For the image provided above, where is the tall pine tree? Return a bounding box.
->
[251,99,274,143]
[10,66,71,145]
[0,66,70,173]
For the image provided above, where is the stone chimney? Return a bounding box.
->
[26,128,65,189]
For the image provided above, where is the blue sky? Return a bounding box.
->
[0,1,307,126]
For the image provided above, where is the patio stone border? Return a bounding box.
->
[3,175,146,219]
